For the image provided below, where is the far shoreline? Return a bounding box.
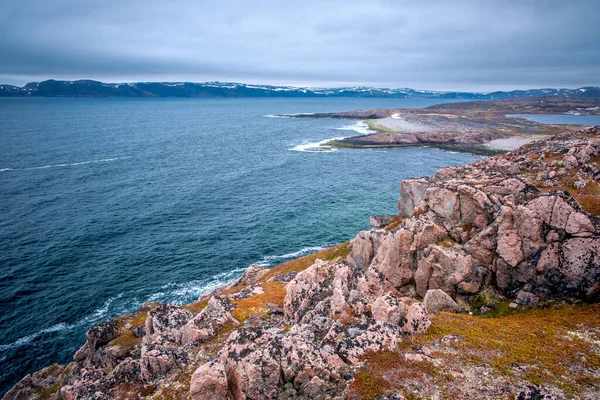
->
[282,97,600,155]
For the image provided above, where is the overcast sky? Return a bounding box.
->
[0,0,598,91]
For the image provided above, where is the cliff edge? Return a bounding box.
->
[5,127,600,400]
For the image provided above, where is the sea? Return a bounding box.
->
[0,96,558,394]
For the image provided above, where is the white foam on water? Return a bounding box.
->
[24,157,128,170]
[264,114,291,118]
[0,323,74,352]
[334,121,374,135]
[150,267,247,304]
[391,113,401,119]
[0,295,123,354]
[290,137,346,152]
[1,157,130,172]
[255,246,325,267]
[0,244,328,355]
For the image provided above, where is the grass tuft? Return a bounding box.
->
[402,304,600,396]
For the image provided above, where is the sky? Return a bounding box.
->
[0,0,599,92]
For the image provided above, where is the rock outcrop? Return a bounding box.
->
[4,126,600,399]
[351,127,600,306]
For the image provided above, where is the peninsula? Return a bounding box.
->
[284,97,600,154]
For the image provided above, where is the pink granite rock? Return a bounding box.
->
[190,360,228,400]
[181,296,238,345]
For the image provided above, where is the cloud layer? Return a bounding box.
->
[1,0,599,90]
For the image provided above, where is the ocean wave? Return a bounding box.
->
[1,157,129,172]
[0,323,74,353]
[264,114,291,118]
[24,157,129,170]
[334,121,374,135]
[148,267,247,304]
[255,245,325,266]
[0,295,122,354]
[290,137,346,152]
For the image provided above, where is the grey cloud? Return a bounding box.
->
[0,0,599,90]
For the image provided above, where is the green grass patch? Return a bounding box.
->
[365,119,396,133]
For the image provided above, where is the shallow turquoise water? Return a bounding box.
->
[0,97,479,393]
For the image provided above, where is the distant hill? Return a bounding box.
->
[1,79,599,99]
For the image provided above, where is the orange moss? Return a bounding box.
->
[110,383,157,400]
[108,331,141,357]
[412,209,427,218]
[575,194,600,215]
[437,237,457,248]
[384,216,407,231]
[200,323,238,352]
[127,311,149,328]
[350,369,390,400]
[183,299,209,313]
[260,242,350,282]
[230,281,287,323]
[403,304,600,395]
[350,351,445,400]
[542,152,565,162]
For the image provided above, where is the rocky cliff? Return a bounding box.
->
[4,127,600,400]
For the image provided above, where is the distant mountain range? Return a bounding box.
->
[1,79,599,99]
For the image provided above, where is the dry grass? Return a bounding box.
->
[230,281,287,323]
[260,242,350,282]
[402,304,600,396]
[574,194,600,215]
[350,351,447,400]
[183,299,209,313]
[107,331,141,357]
[384,216,408,232]
[437,237,457,248]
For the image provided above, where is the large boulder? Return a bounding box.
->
[371,291,407,325]
[284,259,337,323]
[181,296,238,345]
[190,360,228,400]
[349,229,388,269]
[370,228,415,289]
[423,289,462,313]
[425,186,461,224]
[415,245,478,297]
[399,178,430,216]
[145,303,193,335]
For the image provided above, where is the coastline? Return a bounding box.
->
[5,125,600,399]
[284,97,600,154]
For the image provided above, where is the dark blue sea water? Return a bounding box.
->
[0,97,479,394]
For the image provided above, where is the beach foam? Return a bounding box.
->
[255,245,325,266]
[290,137,344,152]
[334,121,374,135]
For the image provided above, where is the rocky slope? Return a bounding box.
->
[4,127,600,400]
